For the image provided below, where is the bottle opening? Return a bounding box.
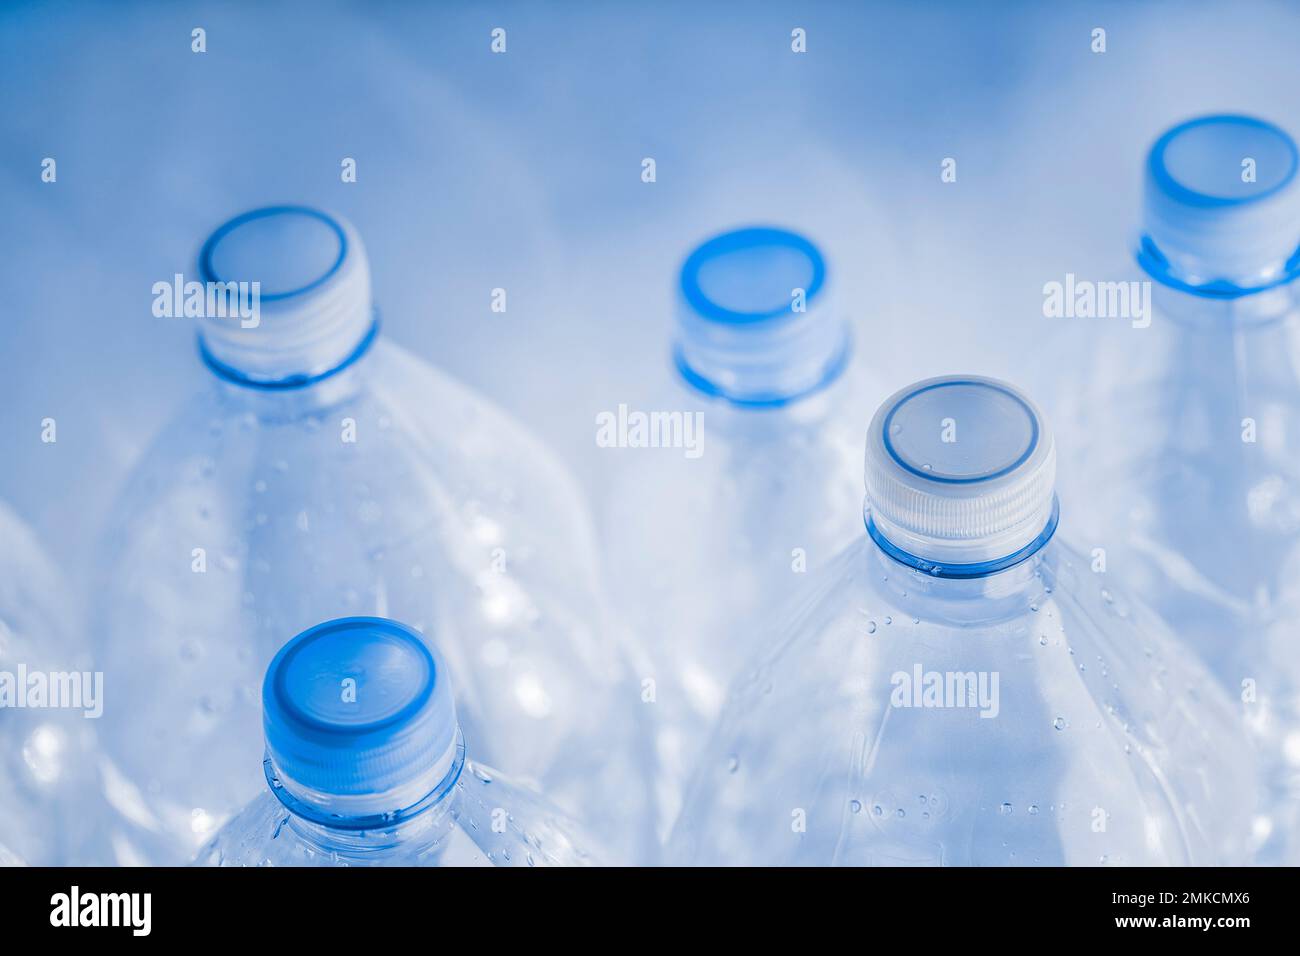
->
[682,227,825,322]
[1139,115,1300,297]
[263,617,461,827]
[864,376,1057,576]
[674,226,848,407]
[202,206,347,300]
[196,206,376,388]
[1152,115,1297,206]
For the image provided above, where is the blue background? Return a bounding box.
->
[3,0,1299,580]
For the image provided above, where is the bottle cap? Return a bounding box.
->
[864,376,1057,572]
[674,227,849,406]
[1140,115,1300,296]
[263,617,459,814]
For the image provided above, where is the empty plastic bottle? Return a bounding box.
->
[1055,115,1300,860]
[0,501,114,864]
[603,227,880,834]
[196,617,597,866]
[96,206,651,864]
[671,375,1255,866]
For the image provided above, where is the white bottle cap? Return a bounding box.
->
[864,376,1057,571]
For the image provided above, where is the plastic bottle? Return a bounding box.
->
[96,206,652,863]
[1056,115,1300,860]
[603,226,880,834]
[196,617,598,866]
[671,375,1255,866]
[0,501,114,864]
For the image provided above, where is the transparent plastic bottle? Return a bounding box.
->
[670,376,1255,866]
[603,227,881,835]
[0,501,114,864]
[1056,115,1300,860]
[196,617,598,867]
[96,206,652,864]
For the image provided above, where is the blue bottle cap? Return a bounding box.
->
[1140,115,1300,296]
[197,206,375,386]
[263,618,459,811]
[864,376,1057,572]
[674,227,849,406]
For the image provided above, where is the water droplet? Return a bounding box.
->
[726,754,739,773]
[999,802,1013,815]
[1053,717,1067,731]
[865,621,877,634]
[1028,804,1040,815]
[850,799,862,814]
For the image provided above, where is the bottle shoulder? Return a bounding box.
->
[674,536,1253,865]
[196,762,601,868]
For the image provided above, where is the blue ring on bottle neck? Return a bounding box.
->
[197,315,380,391]
[1136,235,1300,300]
[865,497,1060,580]
[262,732,466,832]
[672,329,852,409]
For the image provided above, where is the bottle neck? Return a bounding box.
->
[265,732,465,856]
[864,496,1060,582]
[209,323,379,419]
[864,528,1057,626]
[673,308,851,408]
[286,795,457,860]
[1147,271,1300,332]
